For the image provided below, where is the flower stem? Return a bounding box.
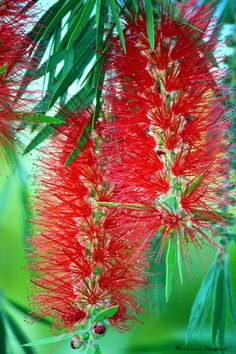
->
[97,201,155,210]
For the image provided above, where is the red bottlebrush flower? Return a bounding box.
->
[0,1,37,155]
[100,1,230,263]
[28,109,149,334]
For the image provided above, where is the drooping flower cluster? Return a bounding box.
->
[0,1,36,155]
[101,1,230,262]
[27,1,231,348]
[29,109,149,335]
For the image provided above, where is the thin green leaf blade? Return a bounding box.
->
[23,331,84,347]
[39,0,74,43]
[94,306,119,322]
[0,296,6,354]
[6,298,52,326]
[165,238,176,303]
[212,266,225,346]
[65,114,93,165]
[67,0,95,49]
[0,63,7,75]
[20,113,63,124]
[186,264,216,343]
[49,31,95,109]
[109,0,126,53]
[144,0,155,51]
[225,253,236,329]
[23,125,55,155]
[6,313,35,354]
[184,173,205,196]
[177,238,183,285]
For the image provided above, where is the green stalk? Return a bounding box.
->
[97,201,155,210]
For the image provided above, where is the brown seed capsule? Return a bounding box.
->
[70,335,84,349]
[92,322,106,336]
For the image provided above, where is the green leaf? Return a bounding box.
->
[38,0,75,44]
[91,65,105,131]
[23,125,55,155]
[86,346,95,354]
[6,313,35,354]
[54,1,86,52]
[6,298,52,326]
[184,173,205,196]
[212,266,225,347]
[23,329,85,347]
[28,0,66,43]
[0,63,7,75]
[94,306,119,322]
[0,304,6,354]
[64,76,95,111]
[186,264,216,343]
[222,0,236,24]
[177,238,183,285]
[109,0,126,53]
[67,0,96,49]
[165,238,176,303]
[65,113,93,165]
[144,0,155,51]
[36,47,70,79]
[20,113,63,124]
[131,0,139,13]
[48,30,95,108]
[95,0,102,30]
[225,253,236,329]
[182,19,204,33]
[96,345,102,354]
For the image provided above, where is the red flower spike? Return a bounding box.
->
[100,1,230,264]
[29,109,149,332]
[0,1,38,156]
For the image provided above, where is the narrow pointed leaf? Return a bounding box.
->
[94,306,119,322]
[0,307,6,354]
[109,0,126,53]
[20,114,63,124]
[64,76,95,112]
[165,238,176,303]
[184,173,205,196]
[186,264,216,343]
[6,313,35,354]
[65,114,93,165]
[0,63,7,75]
[131,0,138,13]
[212,267,225,346]
[225,253,236,329]
[182,19,204,33]
[95,0,102,29]
[144,0,155,51]
[67,0,95,49]
[38,0,75,43]
[86,346,95,354]
[28,0,66,43]
[177,238,183,285]
[23,125,55,155]
[23,329,85,347]
[7,298,52,326]
[92,67,105,130]
[48,31,95,108]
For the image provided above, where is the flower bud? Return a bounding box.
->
[70,335,84,349]
[92,322,106,336]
